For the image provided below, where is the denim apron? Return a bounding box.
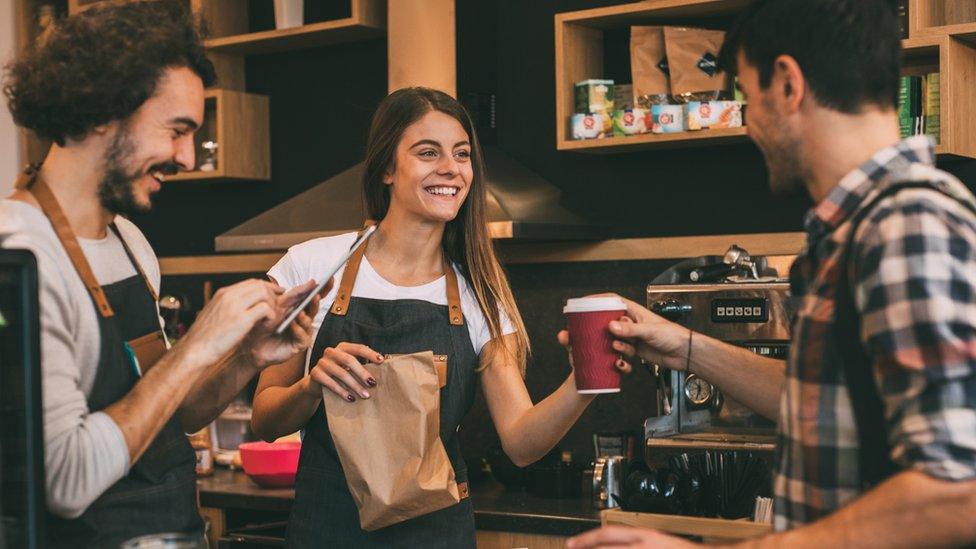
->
[18,169,202,547]
[286,237,479,548]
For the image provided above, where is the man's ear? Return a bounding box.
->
[772,54,805,113]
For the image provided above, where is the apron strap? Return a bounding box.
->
[443,260,464,326]
[23,169,116,317]
[109,223,159,303]
[329,230,465,326]
[329,237,367,316]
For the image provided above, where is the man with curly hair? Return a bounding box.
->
[1,2,324,546]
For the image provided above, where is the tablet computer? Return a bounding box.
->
[274,225,376,335]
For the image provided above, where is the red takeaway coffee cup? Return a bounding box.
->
[564,296,627,394]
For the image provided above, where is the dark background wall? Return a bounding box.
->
[153,0,976,465]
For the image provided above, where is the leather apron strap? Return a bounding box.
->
[330,231,464,326]
[21,169,116,317]
[19,167,168,373]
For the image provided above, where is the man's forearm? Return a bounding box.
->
[688,333,785,420]
[102,341,207,463]
[746,470,976,548]
[177,348,261,433]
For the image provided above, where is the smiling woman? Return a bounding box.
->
[251,87,628,548]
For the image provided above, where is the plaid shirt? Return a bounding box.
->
[774,135,976,529]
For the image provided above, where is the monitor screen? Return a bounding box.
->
[0,248,45,549]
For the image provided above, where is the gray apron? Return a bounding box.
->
[17,168,202,548]
[286,238,479,548]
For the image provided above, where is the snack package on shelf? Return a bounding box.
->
[575,79,614,115]
[571,112,613,140]
[651,104,685,134]
[687,101,743,130]
[664,27,728,103]
[614,84,635,110]
[613,109,651,136]
[631,26,671,108]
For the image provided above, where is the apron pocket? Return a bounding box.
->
[384,353,448,388]
[324,351,459,531]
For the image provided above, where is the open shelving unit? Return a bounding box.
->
[555,0,976,159]
[909,1,976,42]
[554,0,751,154]
[19,0,386,181]
[167,89,270,182]
[204,3,385,55]
[901,34,976,159]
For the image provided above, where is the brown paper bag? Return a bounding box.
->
[631,26,671,107]
[664,26,727,102]
[323,351,459,531]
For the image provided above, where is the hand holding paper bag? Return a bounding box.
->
[323,351,459,531]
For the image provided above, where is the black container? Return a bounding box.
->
[527,450,583,499]
[486,445,528,491]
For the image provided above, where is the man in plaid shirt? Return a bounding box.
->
[567,0,976,547]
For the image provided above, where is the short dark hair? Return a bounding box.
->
[718,0,902,113]
[3,0,216,145]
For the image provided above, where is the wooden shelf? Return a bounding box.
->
[559,127,750,153]
[909,0,976,41]
[205,0,385,55]
[901,35,976,159]
[555,1,976,157]
[913,21,976,44]
[166,89,270,182]
[602,509,771,544]
[158,232,804,275]
[554,1,750,154]
[159,253,283,276]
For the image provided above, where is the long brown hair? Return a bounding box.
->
[362,87,529,372]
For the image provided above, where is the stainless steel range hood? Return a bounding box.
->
[215,146,603,252]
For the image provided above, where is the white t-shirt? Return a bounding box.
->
[0,199,164,519]
[268,232,515,368]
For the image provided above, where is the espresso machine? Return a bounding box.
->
[643,246,794,459]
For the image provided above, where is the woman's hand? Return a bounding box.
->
[556,319,634,374]
[303,343,384,402]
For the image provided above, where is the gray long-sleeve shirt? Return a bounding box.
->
[0,199,165,518]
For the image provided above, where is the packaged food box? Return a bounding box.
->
[651,104,685,134]
[571,113,612,140]
[687,101,743,130]
[612,109,651,136]
[575,79,614,115]
[614,84,635,111]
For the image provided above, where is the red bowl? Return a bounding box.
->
[238,441,301,488]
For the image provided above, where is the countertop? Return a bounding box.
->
[198,468,601,537]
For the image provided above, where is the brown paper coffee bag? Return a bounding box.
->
[630,26,671,107]
[664,27,727,103]
[324,351,459,531]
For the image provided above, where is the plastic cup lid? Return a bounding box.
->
[563,296,627,313]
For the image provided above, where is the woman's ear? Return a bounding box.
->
[383,172,393,185]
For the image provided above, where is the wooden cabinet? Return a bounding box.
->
[554,0,751,154]
[167,89,270,182]
[554,0,976,158]
[902,34,976,159]
[15,0,386,179]
[909,0,976,39]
